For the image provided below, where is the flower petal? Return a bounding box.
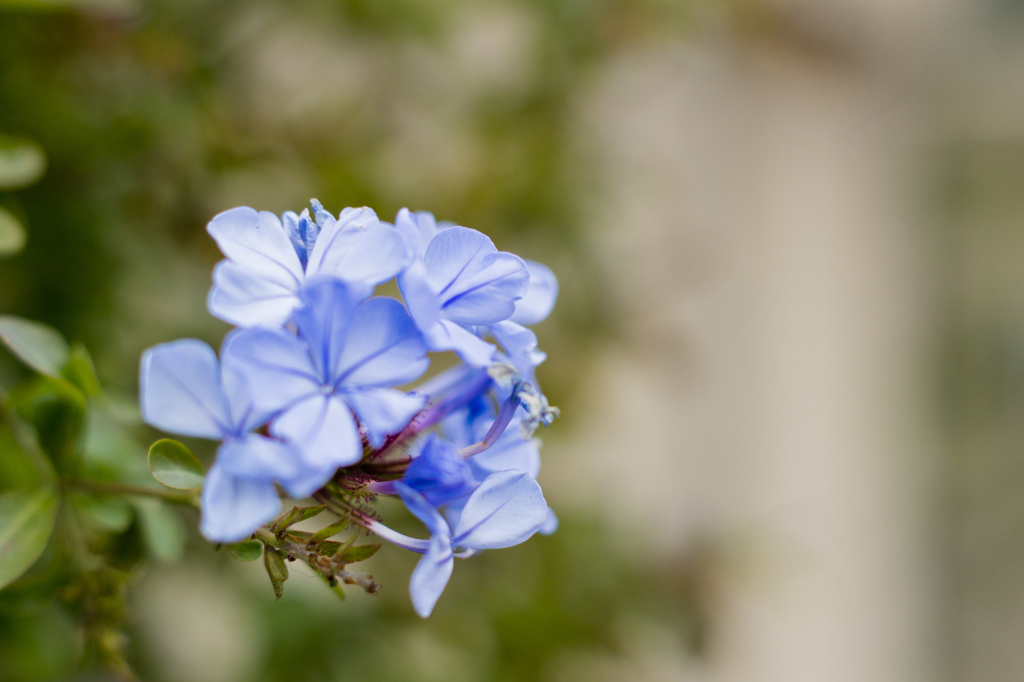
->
[140,339,230,439]
[343,387,426,448]
[510,260,558,325]
[216,433,302,483]
[395,482,455,618]
[488,320,546,385]
[434,320,496,367]
[199,463,281,543]
[452,470,547,550]
[208,260,302,328]
[403,433,475,507]
[293,277,372,380]
[221,327,321,416]
[335,297,429,388]
[206,207,304,286]
[467,418,541,479]
[539,506,558,535]
[398,260,441,332]
[424,227,529,326]
[270,395,362,483]
[307,207,410,285]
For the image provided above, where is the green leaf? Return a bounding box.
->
[341,543,380,564]
[0,207,26,257]
[271,504,325,532]
[0,136,45,190]
[318,540,343,557]
[330,581,346,600]
[69,491,132,533]
[62,344,102,398]
[9,376,86,474]
[148,439,204,490]
[132,498,185,563]
[0,486,59,589]
[229,540,264,562]
[308,518,349,546]
[0,316,70,378]
[263,548,288,599]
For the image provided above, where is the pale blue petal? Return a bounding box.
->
[270,394,362,475]
[396,481,452,539]
[409,531,454,618]
[488,320,546,385]
[435,320,496,367]
[310,198,334,226]
[307,207,410,284]
[398,260,441,332]
[293,278,371,380]
[335,297,429,388]
[510,260,558,325]
[281,210,307,266]
[216,433,302,483]
[452,470,547,550]
[199,463,281,543]
[539,506,558,535]
[397,481,455,618]
[343,388,426,448]
[423,227,529,326]
[403,434,475,507]
[395,208,429,260]
[206,207,304,285]
[140,339,230,440]
[467,419,541,480]
[208,259,302,328]
[221,327,321,416]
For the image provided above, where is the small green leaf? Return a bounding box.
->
[229,540,264,562]
[0,486,59,589]
[9,376,86,474]
[132,498,185,563]
[0,316,70,378]
[0,207,26,257]
[318,540,343,557]
[62,344,102,398]
[341,543,380,564]
[69,491,132,533]
[148,439,204,490]
[271,504,325,532]
[330,580,346,600]
[0,136,45,190]
[263,548,288,599]
[308,518,349,546]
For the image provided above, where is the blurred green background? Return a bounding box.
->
[5,0,1024,680]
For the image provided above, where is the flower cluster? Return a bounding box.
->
[139,201,558,616]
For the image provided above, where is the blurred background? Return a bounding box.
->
[2,0,1024,680]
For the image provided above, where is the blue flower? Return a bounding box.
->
[139,339,299,542]
[207,202,411,327]
[395,209,529,366]
[222,278,430,496]
[402,433,475,507]
[396,470,548,617]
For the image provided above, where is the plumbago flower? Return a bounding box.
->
[139,199,561,617]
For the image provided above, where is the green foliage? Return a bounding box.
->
[9,375,86,473]
[0,486,59,589]
[229,540,264,562]
[0,316,70,378]
[271,504,326,532]
[264,547,288,600]
[0,134,45,190]
[0,205,26,256]
[148,438,204,490]
[341,543,380,564]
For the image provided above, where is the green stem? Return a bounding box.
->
[70,480,199,507]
